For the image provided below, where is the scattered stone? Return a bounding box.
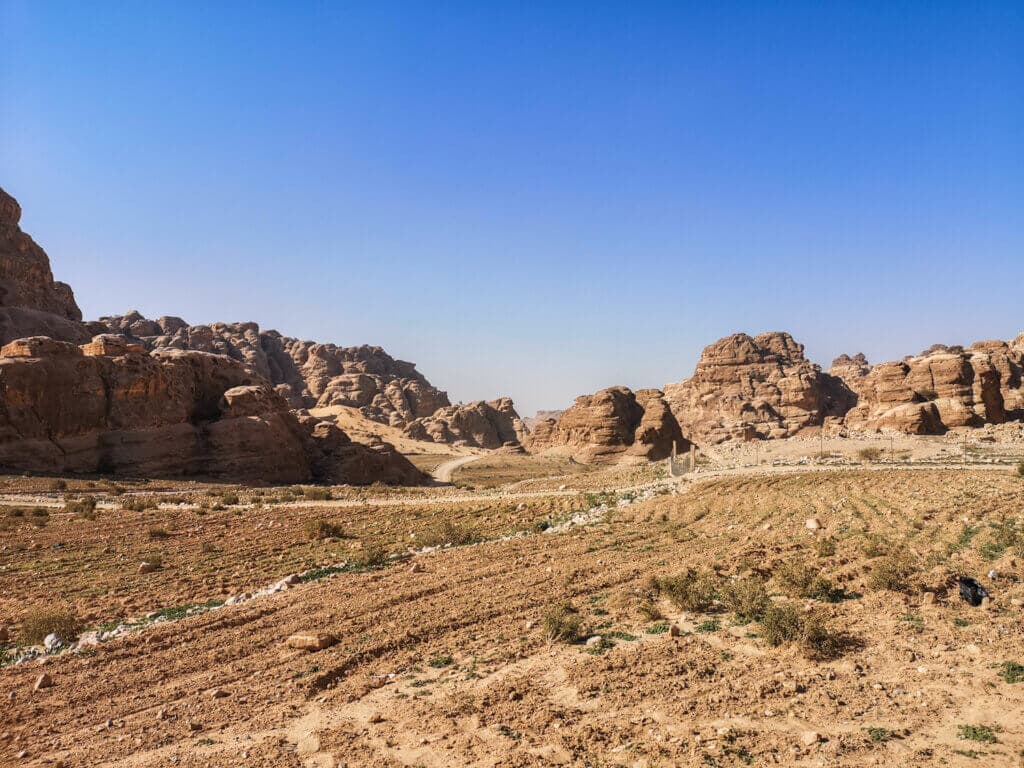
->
[207,688,230,698]
[368,712,384,724]
[43,633,60,650]
[188,722,203,732]
[138,561,160,574]
[922,591,936,606]
[33,673,53,691]
[409,561,423,574]
[296,733,321,756]
[801,731,820,746]
[585,636,602,647]
[0,626,8,643]
[805,518,821,531]
[287,633,338,651]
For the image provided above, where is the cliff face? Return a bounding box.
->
[662,332,855,444]
[0,187,89,345]
[92,313,451,427]
[526,386,688,464]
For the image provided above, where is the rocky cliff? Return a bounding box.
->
[526,386,688,463]
[403,397,526,449]
[92,312,450,426]
[663,332,855,444]
[0,187,89,345]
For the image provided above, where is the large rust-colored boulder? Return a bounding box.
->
[663,332,854,444]
[403,397,526,449]
[91,315,451,427]
[0,187,89,345]
[527,386,687,463]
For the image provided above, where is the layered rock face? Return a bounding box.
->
[0,187,89,345]
[92,313,450,426]
[663,332,855,444]
[839,340,1023,433]
[527,387,688,463]
[0,336,423,484]
[403,397,526,449]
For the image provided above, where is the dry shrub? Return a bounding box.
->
[721,578,769,623]
[857,447,882,462]
[655,569,719,612]
[1017,460,1024,479]
[147,527,170,540]
[775,562,842,602]
[66,496,98,517]
[868,553,917,592]
[542,601,582,643]
[304,519,348,540]
[420,521,481,548]
[762,603,840,659]
[354,541,387,568]
[21,609,80,645]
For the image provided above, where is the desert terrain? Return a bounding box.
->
[3,434,1024,768]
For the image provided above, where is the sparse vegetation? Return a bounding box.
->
[66,495,98,517]
[147,526,170,539]
[542,601,582,643]
[761,603,841,659]
[866,727,894,743]
[999,662,1024,684]
[957,724,999,744]
[857,447,882,462]
[867,552,917,592]
[121,496,157,512]
[419,520,482,548]
[21,609,80,645]
[775,562,843,602]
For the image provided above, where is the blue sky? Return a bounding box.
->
[2,2,1021,416]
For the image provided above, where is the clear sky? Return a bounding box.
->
[2,2,1021,416]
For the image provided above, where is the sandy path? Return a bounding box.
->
[430,453,484,483]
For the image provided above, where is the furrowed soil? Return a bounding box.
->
[2,463,1024,767]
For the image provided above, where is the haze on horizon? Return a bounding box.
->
[1,1,1021,416]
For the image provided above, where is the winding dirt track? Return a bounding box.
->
[430,453,484,483]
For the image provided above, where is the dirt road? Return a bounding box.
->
[431,453,484,483]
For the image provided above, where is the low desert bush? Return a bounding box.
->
[1017,460,1024,478]
[50,478,68,491]
[221,492,240,506]
[66,495,98,518]
[815,536,837,557]
[29,507,50,527]
[857,447,882,462]
[867,553,917,592]
[353,541,388,568]
[655,568,719,612]
[147,527,170,540]
[121,496,156,512]
[720,578,770,623]
[304,518,348,540]
[420,521,481,548]
[542,601,582,643]
[762,603,840,659]
[296,486,332,501]
[21,609,80,645]
[775,562,842,602]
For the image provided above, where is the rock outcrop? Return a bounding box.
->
[0,335,423,484]
[0,187,89,345]
[663,332,855,444]
[91,313,450,426]
[403,397,526,449]
[840,341,1021,433]
[527,387,687,463]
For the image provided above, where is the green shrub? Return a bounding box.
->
[999,661,1024,684]
[655,568,719,612]
[720,578,769,623]
[354,541,387,568]
[761,604,840,659]
[542,601,582,643]
[20,610,80,645]
[957,724,999,744]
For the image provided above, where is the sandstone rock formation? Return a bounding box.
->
[663,332,855,444]
[527,386,688,463]
[0,187,89,345]
[92,313,450,426]
[522,409,565,433]
[403,397,526,449]
[0,335,423,484]
[840,339,1024,433]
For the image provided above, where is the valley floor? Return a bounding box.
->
[2,447,1024,767]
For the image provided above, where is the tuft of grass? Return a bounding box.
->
[646,621,670,635]
[304,518,349,540]
[542,601,582,643]
[696,618,720,633]
[1000,661,1024,684]
[428,654,453,668]
[655,568,719,612]
[867,553,917,592]
[957,725,999,744]
[20,609,80,645]
[857,447,882,462]
[638,601,664,621]
[866,727,894,743]
[720,578,769,623]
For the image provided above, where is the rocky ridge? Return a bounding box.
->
[403,397,526,449]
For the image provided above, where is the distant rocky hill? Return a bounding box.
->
[403,397,526,449]
[91,312,450,427]
[522,410,564,432]
[0,186,423,484]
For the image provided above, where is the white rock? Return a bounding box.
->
[805,518,821,531]
[585,635,602,647]
[43,633,60,650]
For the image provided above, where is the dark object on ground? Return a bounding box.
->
[957,576,988,607]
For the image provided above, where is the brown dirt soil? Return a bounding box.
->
[2,467,1024,767]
